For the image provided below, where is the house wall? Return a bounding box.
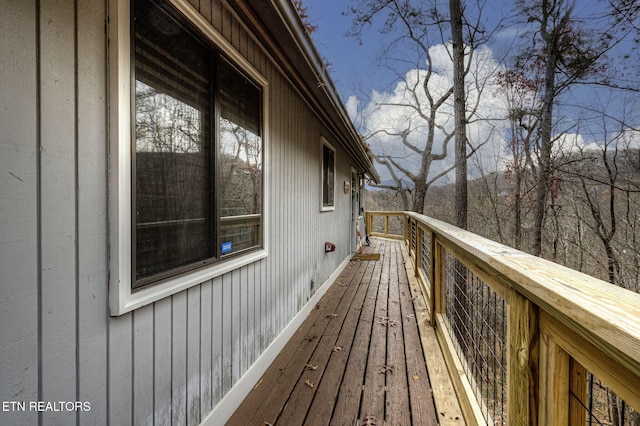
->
[0,0,362,424]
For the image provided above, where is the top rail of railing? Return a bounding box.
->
[405,211,640,371]
[366,210,640,425]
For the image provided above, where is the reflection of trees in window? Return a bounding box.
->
[218,59,263,253]
[132,0,263,286]
[219,118,262,217]
[136,81,202,154]
[135,80,212,281]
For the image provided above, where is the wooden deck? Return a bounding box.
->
[228,238,439,425]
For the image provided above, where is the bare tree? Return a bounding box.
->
[494,70,541,250]
[450,0,468,228]
[347,0,494,214]
[514,0,624,256]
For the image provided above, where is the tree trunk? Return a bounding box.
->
[514,167,522,250]
[449,0,469,358]
[450,0,467,230]
[412,178,427,213]
[533,63,555,257]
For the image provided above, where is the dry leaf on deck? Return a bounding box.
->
[362,413,377,425]
[378,365,394,374]
[332,345,343,352]
[304,379,314,389]
[305,363,318,371]
[412,375,420,381]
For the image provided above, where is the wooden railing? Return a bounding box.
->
[366,211,640,425]
[365,210,405,240]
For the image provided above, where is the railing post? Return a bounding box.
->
[405,217,409,247]
[415,222,422,279]
[569,359,587,425]
[430,232,439,326]
[371,212,376,238]
[507,289,539,425]
[433,239,444,321]
[539,328,570,425]
[365,212,370,238]
[404,215,409,244]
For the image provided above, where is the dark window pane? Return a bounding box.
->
[131,0,264,287]
[219,216,261,255]
[134,0,213,284]
[323,144,335,207]
[218,60,263,254]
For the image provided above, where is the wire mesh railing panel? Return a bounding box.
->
[370,214,404,237]
[371,215,385,234]
[421,231,431,280]
[442,248,507,425]
[388,215,404,237]
[571,371,640,425]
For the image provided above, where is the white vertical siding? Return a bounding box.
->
[77,0,109,423]
[210,276,224,404]
[153,298,173,424]
[0,0,366,424]
[133,306,154,426]
[199,280,213,416]
[39,0,77,423]
[0,1,39,425]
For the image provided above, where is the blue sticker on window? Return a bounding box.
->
[221,241,232,254]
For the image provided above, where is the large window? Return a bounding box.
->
[321,139,336,210]
[132,0,263,289]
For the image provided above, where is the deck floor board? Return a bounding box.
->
[228,239,439,425]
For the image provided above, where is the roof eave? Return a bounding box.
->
[228,0,380,183]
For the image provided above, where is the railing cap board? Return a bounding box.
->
[404,211,640,378]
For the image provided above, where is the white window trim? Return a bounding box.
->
[108,0,269,316]
[320,137,336,212]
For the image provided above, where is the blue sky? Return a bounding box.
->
[304,0,392,97]
[304,0,512,98]
[303,0,640,185]
[303,0,623,104]
[303,0,512,183]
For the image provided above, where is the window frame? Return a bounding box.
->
[108,0,269,315]
[320,137,336,212]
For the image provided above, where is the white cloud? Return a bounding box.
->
[353,43,509,184]
[345,95,359,123]
[554,129,640,156]
[618,129,640,150]
[553,133,600,155]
